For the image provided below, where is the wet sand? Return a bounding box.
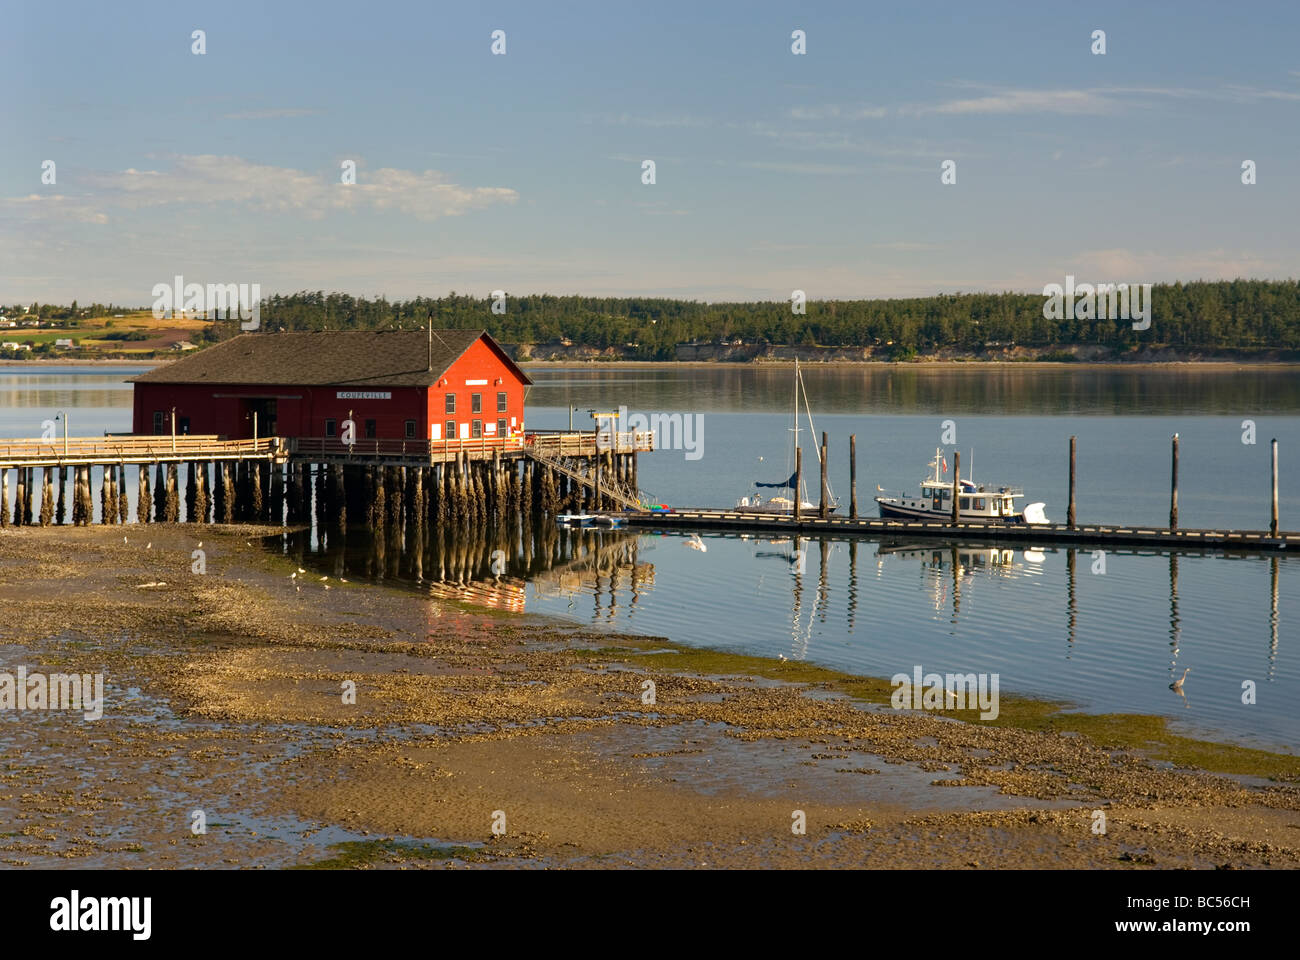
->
[2,525,1298,869]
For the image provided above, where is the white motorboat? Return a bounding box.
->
[875,448,1048,525]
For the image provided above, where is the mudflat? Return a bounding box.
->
[2,525,1298,869]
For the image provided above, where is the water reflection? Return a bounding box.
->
[271,521,1295,750]
[277,520,655,617]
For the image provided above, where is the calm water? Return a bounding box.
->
[3,364,1298,751]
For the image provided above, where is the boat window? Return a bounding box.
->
[941,489,951,500]
[975,499,986,511]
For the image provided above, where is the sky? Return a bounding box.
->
[3,0,1298,305]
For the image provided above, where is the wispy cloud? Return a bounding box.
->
[788,104,887,120]
[907,88,1116,116]
[904,82,1300,117]
[53,155,518,222]
[222,108,321,120]
[0,194,108,224]
[737,160,860,175]
[586,113,710,128]
[745,123,959,158]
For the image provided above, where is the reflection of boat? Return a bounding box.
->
[737,359,838,515]
[876,542,1020,570]
[558,513,626,527]
[875,448,1048,524]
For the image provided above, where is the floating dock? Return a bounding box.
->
[621,509,1296,553]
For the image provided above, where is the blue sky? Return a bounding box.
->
[3,0,1298,304]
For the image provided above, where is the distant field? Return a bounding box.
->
[2,310,208,353]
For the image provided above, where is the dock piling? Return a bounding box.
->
[819,431,829,519]
[1169,433,1180,531]
[1068,436,1077,529]
[952,451,961,523]
[849,434,858,520]
[1272,438,1280,538]
[794,447,803,521]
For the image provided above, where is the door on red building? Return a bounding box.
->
[238,398,277,439]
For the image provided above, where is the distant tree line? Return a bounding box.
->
[17,280,1300,359]
[2,301,126,321]
[234,281,1300,359]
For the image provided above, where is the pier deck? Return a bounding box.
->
[621,509,1296,552]
[0,435,281,469]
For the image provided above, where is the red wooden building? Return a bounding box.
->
[131,329,531,443]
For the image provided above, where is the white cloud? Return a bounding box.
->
[54,155,519,221]
[0,194,108,224]
[910,89,1116,116]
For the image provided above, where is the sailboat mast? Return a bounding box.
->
[791,359,801,499]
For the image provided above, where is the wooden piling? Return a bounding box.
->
[265,463,280,525]
[39,467,53,526]
[167,464,181,522]
[139,464,152,523]
[849,434,858,520]
[194,462,209,523]
[1272,438,1280,538]
[154,463,167,522]
[185,462,197,522]
[334,464,348,528]
[117,465,129,524]
[97,467,108,525]
[387,466,401,526]
[1169,434,1179,531]
[0,468,7,528]
[56,466,67,525]
[1067,436,1077,529]
[13,466,25,526]
[793,447,803,521]
[951,451,961,523]
[819,431,829,519]
[82,466,93,525]
[245,462,259,522]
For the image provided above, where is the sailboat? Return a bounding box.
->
[735,360,839,515]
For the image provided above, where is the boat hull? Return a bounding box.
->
[875,498,1024,525]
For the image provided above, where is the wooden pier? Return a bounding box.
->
[0,429,652,528]
[620,509,1297,553]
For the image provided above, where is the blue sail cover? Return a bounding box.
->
[756,471,797,489]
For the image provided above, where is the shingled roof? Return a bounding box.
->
[131,329,531,387]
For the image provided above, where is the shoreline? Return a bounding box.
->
[4,357,1300,370]
[3,524,1298,869]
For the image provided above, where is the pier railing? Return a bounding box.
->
[0,435,281,467]
[290,435,526,460]
[287,430,654,463]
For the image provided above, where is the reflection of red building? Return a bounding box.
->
[130,329,531,441]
